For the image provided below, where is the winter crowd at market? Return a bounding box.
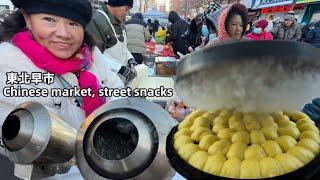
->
[0,0,320,179]
[125,1,320,60]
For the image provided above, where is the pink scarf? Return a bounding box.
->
[12,31,105,117]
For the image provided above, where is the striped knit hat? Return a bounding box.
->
[201,1,222,22]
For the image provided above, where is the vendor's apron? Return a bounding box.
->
[96,10,128,66]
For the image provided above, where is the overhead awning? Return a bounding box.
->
[296,0,320,4]
[143,8,168,18]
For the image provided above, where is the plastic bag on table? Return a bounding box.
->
[155,44,164,53]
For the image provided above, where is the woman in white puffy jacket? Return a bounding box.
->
[0,0,123,179]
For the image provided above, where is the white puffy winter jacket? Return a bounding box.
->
[0,42,124,179]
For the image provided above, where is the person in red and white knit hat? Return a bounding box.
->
[208,3,248,46]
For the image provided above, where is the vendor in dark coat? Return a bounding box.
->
[165,11,189,57]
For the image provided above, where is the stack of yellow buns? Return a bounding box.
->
[174,110,320,179]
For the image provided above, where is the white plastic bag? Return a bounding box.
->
[155,44,164,53]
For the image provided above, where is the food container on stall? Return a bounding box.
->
[155,57,177,76]
[144,57,155,67]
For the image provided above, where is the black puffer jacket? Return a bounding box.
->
[305,21,320,48]
[185,18,202,52]
[165,11,189,56]
[151,20,160,34]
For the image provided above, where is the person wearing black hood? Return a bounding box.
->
[165,11,189,57]
[152,19,160,34]
[305,20,320,48]
[125,13,151,64]
[147,18,153,34]
[184,14,205,53]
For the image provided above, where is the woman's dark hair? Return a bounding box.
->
[189,14,203,33]
[189,19,198,33]
[225,3,248,36]
[206,19,217,33]
[0,10,26,42]
[0,10,95,49]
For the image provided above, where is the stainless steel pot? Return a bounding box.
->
[76,98,177,180]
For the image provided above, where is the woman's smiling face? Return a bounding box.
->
[23,13,84,59]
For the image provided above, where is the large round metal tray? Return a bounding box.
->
[166,119,320,179]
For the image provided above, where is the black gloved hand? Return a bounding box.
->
[118,66,136,81]
[303,98,320,121]
[128,58,138,68]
